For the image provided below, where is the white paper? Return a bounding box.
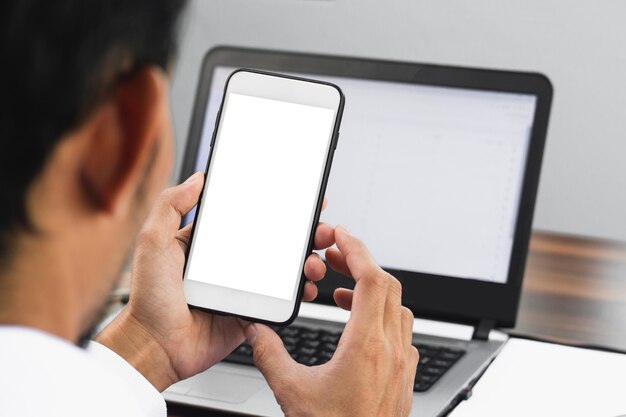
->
[450,338,626,417]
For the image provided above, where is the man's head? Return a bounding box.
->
[0,1,188,341]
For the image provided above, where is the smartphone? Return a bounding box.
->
[183,69,344,326]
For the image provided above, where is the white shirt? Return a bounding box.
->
[0,326,166,417]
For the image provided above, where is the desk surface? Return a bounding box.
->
[515,231,626,350]
[168,231,626,416]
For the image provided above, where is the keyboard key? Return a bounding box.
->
[418,356,432,365]
[415,345,441,357]
[235,344,252,355]
[301,331,320,340]
[415,373,438,384]
[280,327,300,337]
[298,356,319,366]
[321,343,338,353]
[321,333,340,344]
[422,366,446,376]
[302,340,321,349]
[224,352,255,366]
[414,381,430,392]
[440,350,464,361]
[283,336,298,346]
[432,359,453,368]
[298,347,317,356]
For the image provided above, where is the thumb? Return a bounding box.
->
[245,324,296,390]
[141,172,203,242]
[165,171,204,220]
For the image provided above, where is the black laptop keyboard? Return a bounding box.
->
[224,324,466,392]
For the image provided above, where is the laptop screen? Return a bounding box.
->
[187,65,537,285]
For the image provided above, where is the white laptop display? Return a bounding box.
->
[167,47,553,417]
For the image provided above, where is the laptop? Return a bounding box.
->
[165,47,553,416]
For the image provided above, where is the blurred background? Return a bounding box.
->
[170,0,626,242]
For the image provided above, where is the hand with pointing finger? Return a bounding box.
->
[243,226,419,417]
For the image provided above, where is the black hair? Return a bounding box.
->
[0,1,188,262]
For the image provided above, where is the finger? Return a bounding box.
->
[333,288,353,311]
[334,226,387,323]
[195,314,246,365]
[321,197,328,211]
[404,346,419,415]
[402,371,414,417]
[245,324,298,393]
[334,226,383,284]
[302,280,318,302]
[403,308,418,405]
[313,222,335,250]
[324,247,351,277]
[384,275,403,339]
[165,171,203,217]
[401,307,415,349]
[403,309,419,416]
[175,223,193,250]
[141,172,204,243]
[303,253,326,282]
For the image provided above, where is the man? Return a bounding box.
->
[0,2,418,416]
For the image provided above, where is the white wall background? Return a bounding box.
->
[170,0,626,242]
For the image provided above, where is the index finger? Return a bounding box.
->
[334,226,388,327]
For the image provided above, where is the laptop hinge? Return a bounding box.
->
[472,319,495,341]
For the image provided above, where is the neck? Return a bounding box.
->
[0,239,80,342]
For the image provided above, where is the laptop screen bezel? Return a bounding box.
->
[179,46,553,329]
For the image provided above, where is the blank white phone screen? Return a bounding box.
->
[185,93,335,300]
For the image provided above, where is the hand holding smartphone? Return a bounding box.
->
[183,69,344,325]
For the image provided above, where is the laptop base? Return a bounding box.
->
[165,316,505,417]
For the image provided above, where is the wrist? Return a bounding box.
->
[96,307,178,391]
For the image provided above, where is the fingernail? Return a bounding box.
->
[337,225,351,236]
[184,171,202,184]
[245,324,258,346]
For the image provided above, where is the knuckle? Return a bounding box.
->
[137,227,160,246]
[363,269,389,292]
[372,272,390,291]
[158,187,177,204]
[412,346,420,367]
[389,275,403,297]
[343,248,361,269]
[346,232,365,247]
[344,236,367,259]
[361,337,387,363]
[401,306,414,323]
[392,347,405,372]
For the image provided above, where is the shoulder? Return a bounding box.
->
[0,327,148,417]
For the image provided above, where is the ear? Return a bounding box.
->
[80,67,168,216]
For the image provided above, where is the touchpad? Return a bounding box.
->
[186,370,265,404]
